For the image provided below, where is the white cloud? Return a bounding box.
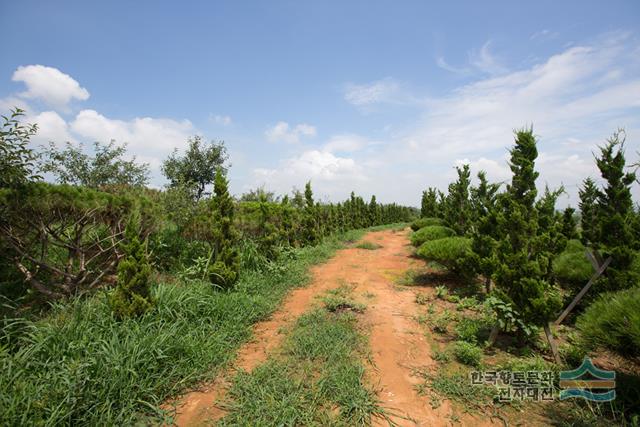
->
[29,111,75,145]
[468,41,508,75]
[265,121,317,143]
[252,149,366,200]
[211,114,232,126]
[12,65,89,110]
[530,29,559,41]
[436,56,471,75]
[344,78,402,106]
[323,134,372,153]
[70,109,195,154]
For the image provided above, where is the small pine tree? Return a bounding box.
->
[560,207,578,240]
[444,164,472,235]
[300,181,319,245]
[536,186,567,282]
[470,171,501,292]
[368,195,380,226]
[207,167,240,288]
[257,194,279,260]
[579,177,599,246]
[108,213,153,318]
[421,188,439,218]
[493,128,562,335]
[593,130,638,291]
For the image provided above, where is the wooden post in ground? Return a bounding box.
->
[487,324,500,347]
[554,255,611,326]
[544,323,561,365]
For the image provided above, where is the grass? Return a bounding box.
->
[355,241,383,250]
[417,369,494,408]
[0,225,394,426]
[321,285,366,313]
[219,290,383,425]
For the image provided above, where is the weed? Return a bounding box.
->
[435,285,448,299]
[355,241,383,250]
[415,293,430,305]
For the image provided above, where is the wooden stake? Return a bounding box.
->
[554,256,611,326]
[544,323,561,365]
[487,324,500,347]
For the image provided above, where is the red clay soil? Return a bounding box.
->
[168,228,496,426]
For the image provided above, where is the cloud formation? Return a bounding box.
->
[265,121,317,143]
[12,65,89,110]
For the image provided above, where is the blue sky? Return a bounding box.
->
[1,0,639,206]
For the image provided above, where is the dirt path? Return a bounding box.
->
[169,228,492,426]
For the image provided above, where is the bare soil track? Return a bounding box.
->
[169,228,495,426]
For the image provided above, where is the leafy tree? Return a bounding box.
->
[240,186,278,202]
[108,212,153,318]
[162,136,228,200]
[207,168,240,288]
[40,140,149,189]
[444,164,472,235]
[493,129,562,335]
[593,130,638,291]
[578,177,599,246]
[0,108,39,188]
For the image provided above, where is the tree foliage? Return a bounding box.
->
[207,168,240,288]
[108,212,153,318]
[492,129,562,330]
[161,136,228,200]
[0,108,39,188]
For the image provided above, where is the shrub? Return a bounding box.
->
[452,341,483,367]
[416,237,473,277]
[410,225,456,247]
[576,286,640,357]
[454,316,492,344]
[208,168,240,288]
[552,243,593,288]
[410,217,444,231]
[108,215,153,318]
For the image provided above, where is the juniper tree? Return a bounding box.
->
[470,171,501,292]
[207,167,240,288]
[579,177,599,246]
[560,207,578,240]
[421,188,439,218]
[369,195,381,226]
[593,130,638,291]
[444,164,472,235]
[493,128,561,335]
[535,186,567,282]
[108,212,153,318]
[257,193,279,260]
[300,181,319,245]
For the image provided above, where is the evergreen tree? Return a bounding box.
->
[368,195,380,226]
[560,207,578,240]
[257,194,279,260]
[593,131,638,291]
[579,177,599,246]
[470,171,501,292]
[536,186,567,282]
[421,188,439,218]
[301,181,319,245]
[108,212,153,318]
[444,164,472,235]
[207,167,240,288]
[493,129,562,334]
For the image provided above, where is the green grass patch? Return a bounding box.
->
[0,229,377,426]
[355,241,383,250]
[219,294,383,425]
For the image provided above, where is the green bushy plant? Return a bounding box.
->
[576,286,640,356]
[452,341,483,367]
[492,129,562,334]
[416,237,473,278]
[552,243,593,288]
[410,225,456,247]
[410,217,444,231]
[207,168,240,288]
[108,214,153,318]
